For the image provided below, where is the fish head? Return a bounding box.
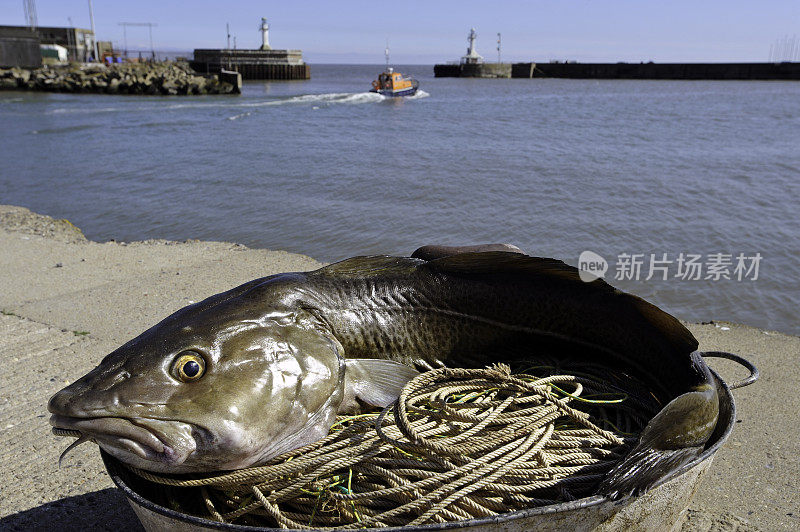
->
[49,280,346,473]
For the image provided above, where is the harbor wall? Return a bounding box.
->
[433,64,459,77]
[510,62,800,80]
[191,49,310,80]
[434,63,512,78]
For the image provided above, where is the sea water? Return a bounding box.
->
[1,64,798,334]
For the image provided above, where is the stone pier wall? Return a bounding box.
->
[512,62,800,80]
[433,63,512,78]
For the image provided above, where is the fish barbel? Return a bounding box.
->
[48,245,717,498]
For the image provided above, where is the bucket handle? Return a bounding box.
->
[700,351,759,389]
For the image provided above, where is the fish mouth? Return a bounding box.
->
[50,414,175,462]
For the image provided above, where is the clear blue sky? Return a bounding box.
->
[7,1,800,63]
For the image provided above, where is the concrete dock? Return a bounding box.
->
[0,205,797,531]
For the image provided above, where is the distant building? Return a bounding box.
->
[0,25,96,62]
[97,41,114,58]
[0,27,41,68]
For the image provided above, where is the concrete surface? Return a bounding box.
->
[0,205,796,531]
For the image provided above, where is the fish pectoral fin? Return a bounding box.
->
[341,359,419,413]
[598,386,719,499]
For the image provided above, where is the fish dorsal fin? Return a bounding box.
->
[340,359,419,413]
[317,256,422,278]
[412,243,525,261]
[426,251,602,285]
[426,251,698,354]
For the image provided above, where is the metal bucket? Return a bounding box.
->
[102,352,758,532]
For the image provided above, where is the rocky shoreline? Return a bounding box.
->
[0,62,238,95]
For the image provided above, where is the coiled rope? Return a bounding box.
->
[123,364,660,529]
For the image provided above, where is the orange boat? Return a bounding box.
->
[370,67,419,97]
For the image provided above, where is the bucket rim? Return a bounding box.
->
[103,367,736,531]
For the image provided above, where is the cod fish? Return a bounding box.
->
[49,245,718,498]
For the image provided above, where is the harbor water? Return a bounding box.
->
[0,64,798,334]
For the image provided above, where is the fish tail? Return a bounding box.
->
[598,356,719,499]
[597,445,700,499]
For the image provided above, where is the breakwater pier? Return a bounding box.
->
[190,17,310,80]
[434,27,511,78]
[436,60,800,80]
[434,62,511,78]
[436,28,800,81]
[190,49,309,80]
[509,61,800,80]
[435,60,800,80]
[0,62,240,95]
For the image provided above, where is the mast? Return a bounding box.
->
[87,0,99,61]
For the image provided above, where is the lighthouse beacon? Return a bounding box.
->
[461,28,483,65]
[260,17,271,50]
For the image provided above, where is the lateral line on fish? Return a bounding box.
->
[338,304,623,357]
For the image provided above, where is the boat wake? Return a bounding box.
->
[241,91,386,108]
[226,111,253,121]
[222,91,405,120]
[49,106,130,115]
[37,90,427,121]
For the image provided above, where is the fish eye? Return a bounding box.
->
[172,351,206,382]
